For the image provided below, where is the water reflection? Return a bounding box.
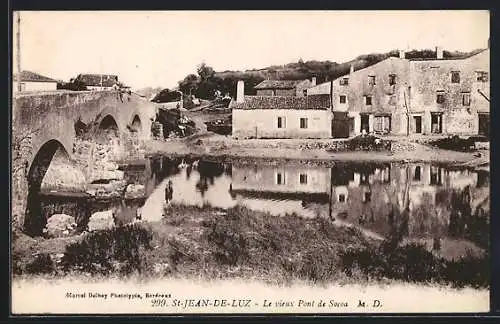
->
[39,157,489,253]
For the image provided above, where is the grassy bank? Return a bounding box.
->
[12,204,489,289]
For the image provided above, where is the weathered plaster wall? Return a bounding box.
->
[307,50,490,136]
[308,57,411,135]
[232,109,332,139]
[408,49,489,135]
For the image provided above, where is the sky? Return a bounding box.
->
[12,10,489,90]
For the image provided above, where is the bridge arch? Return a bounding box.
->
[129,114,142,133]
[24,139,72,236]
[95,114,120,143]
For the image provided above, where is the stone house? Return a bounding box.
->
[12,70,58,94]
[231,80,332,139]
[308,47,490,137]
[254,78,316,97]
[408,48,490,136]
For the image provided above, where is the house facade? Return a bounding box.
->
[12,70,58,94]
[231,81,332,139]
[254,78,316,97]
[74,74,119,91]
[307,47,490,137]
[408,49,490,136]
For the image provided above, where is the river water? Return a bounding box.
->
[38,156,490,257]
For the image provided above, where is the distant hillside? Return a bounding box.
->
[179,48,484,100]
[134,86,163,99]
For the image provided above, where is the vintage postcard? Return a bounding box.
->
[11,10,490,315]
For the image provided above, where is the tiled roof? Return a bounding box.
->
[231,94,331,110]
[254,79,306,90]
[75,74,118,87]
[13,70,57,83]
[408,48,488,61]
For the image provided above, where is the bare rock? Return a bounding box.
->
[44,214,78,238]
[87,210,115,232]
[124,184,145,199]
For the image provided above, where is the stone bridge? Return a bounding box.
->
[12,90,157,234]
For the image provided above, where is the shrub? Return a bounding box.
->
[60,223,153,275]
[340,241,489,288]
[25,253,56,275]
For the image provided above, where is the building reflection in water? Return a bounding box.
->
[39,157,489,256]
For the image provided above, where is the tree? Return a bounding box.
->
[178,74,199,96]
[197,63,215,81]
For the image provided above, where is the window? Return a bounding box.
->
[451,71,460,83]
[374,115,391,134]
[300,118,308,129]
[20,83,26,91]
[276,172,285,185]
[363,191,371,203]
[339,95,347,104]
[360,173,369,185]
[365,96,372,105]
[389,74,397,85]
[303,89,308,96]
[476,71,488,82]
[436,91,445,104]
[340,77,349,86]
[299,173,308,184]
[368,75,376,86]
[413,166,421,181]
[338,194,346,203]
[272,89,277,96]
[462,92,471,106]
[430,166,442,185]
[277,116,286,129]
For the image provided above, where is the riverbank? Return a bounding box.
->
[13,204,489,292]
[145,133,489,167]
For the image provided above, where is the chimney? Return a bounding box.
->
[311,77,316,86]
[349,65,354,74]
[236,80,244,103]
[436,46,443,59]
[398,50,405,59]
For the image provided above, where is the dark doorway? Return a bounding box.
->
[332,112,350,138]
[414,116,422,134]
[348,117,355,137]
[360,114,370,133]
[431,113,443,134]
[478,113,490,137]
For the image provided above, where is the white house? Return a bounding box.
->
[12,70,58,94]
[231,80,333,139]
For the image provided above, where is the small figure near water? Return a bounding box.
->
[165,180,173,205]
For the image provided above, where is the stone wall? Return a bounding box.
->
[11,133,32,230]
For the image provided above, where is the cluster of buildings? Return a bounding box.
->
[231,46,490,138]
[12,71,124,94]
